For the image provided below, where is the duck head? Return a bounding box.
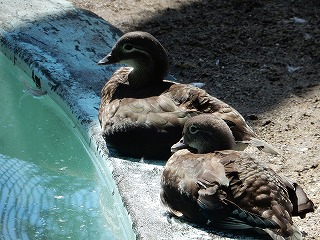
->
[98,31,169,87]
[171,114,236,154]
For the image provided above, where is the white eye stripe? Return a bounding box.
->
[122,44,149,55]
[134,48,150,55]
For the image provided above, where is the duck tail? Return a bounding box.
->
[281,176,315,218]
[293,183,315,217]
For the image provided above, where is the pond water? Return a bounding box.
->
[0,52,134,240]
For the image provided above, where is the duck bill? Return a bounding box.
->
[171,137,188,153]
[98,53,118,65]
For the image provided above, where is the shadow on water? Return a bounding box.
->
[125,0,320,115]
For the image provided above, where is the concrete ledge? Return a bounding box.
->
[0,0,247,239]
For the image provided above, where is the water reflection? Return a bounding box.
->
[0,154,115,239]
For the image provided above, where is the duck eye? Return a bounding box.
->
[123,44,134,51]
[189,125,198,134]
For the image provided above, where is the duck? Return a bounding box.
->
[98,31,279,159]
[160,114,314,239]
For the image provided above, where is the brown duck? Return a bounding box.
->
[98,31,279,159]
[160,114,314,239]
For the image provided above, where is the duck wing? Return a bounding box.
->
[196,151,304,239]
[219,151,300,238]
[196,152,280,231]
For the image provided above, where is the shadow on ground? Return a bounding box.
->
[126,0,320,115]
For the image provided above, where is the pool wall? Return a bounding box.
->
[0,0,233,239]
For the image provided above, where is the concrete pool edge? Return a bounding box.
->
[0,1,237,239]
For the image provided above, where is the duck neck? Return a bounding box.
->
[127,48,168,88]
[128,65,158,88]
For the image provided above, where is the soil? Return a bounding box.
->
[71,0,319,239]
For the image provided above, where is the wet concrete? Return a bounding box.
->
[0,0,244,239]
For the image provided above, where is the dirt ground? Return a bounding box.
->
[72,0,319,239]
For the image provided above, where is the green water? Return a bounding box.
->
[0,52,132,239]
